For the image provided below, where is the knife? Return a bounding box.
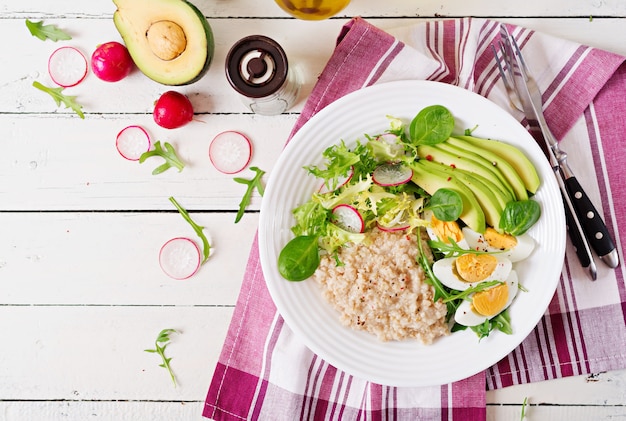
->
[500,25,619,270]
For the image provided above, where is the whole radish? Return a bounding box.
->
[91,41,134,82]
[153,91,194,129]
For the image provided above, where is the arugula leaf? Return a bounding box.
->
[442,281,503,303]
[169,196,211,263]
[428,238,500,258]
[32,81,84,119]
[144,328,178,387]
[233,166,265,223]
[25,19,72,42]
[470,309,512,339]
[416,232,456,315]
[139,141,185,174]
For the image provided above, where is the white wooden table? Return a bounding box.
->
[2,1,625,420]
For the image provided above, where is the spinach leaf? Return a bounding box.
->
[278,235,320,282]
[428,188,463,221]
[409,105,455,145]
[499,200,541,236]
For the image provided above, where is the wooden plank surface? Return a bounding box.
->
[1,0,626,419]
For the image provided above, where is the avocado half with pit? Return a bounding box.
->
[112,0,214,85]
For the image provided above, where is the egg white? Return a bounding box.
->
[462,227,535,262]
[454,270,519,327]
[432,254,512,291]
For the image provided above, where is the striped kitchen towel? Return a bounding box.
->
[204,17,626,420]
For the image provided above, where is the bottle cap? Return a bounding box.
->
[226,35,288,98]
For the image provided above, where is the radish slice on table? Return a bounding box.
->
[318,166,354,193]
[209,131,252,174]
[332,204,364,233]
[372,163,413,186]
[159,237,201,280]
[116,125,151,161]
[48,46,89,88]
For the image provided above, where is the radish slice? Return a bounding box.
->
[332,204,364,233]
[48,46,89,88]
[159,237,201,280]
[376,133,405,155]
[372,163,413,186]
[209,131,252,174]
[116,125,151,161]
[377,222,410,232]
[318,166,354,193]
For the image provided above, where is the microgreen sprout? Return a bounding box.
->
[520,396,529,419]
[233,166,265,223]
[32,81,84,119]
[169,196,211,263]
[144,328,178,387]
[139,140,185,175]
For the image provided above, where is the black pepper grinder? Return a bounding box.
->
[226,35,301,116]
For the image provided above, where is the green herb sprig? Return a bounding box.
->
[139,141,185,175]
[144,328,178,387]
[169,196,211,263]
[470,309,512,339]
[427,238,502,258]
[233,166,265,223]
[25,19,72,42]
[32,81,84,119]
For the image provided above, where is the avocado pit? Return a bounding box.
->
[146,20,187,61]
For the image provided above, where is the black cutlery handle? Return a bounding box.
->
[562,191,591,269]
[563,176,616,259]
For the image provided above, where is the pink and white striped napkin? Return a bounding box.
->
[204,17,626,420]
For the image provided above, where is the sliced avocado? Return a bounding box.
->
[113,0,214,85]
[418,159,504,228]
[447,137,528,201]
[432,141,516,199]
[416,144,515,203]
[410,161,486,233]
[454,135,541,194]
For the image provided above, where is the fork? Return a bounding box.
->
[492,30,600,280]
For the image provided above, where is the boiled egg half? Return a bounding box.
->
[462,227,535,262]
[455,270,519,327]
[432,253,513,291]
[425,211,470,249]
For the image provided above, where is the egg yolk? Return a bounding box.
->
[454,254,498,283]
[484,227,517,250]
[431,215,463,244]
[471,283,509,316]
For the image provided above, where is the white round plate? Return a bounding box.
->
[258,80,565,387]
